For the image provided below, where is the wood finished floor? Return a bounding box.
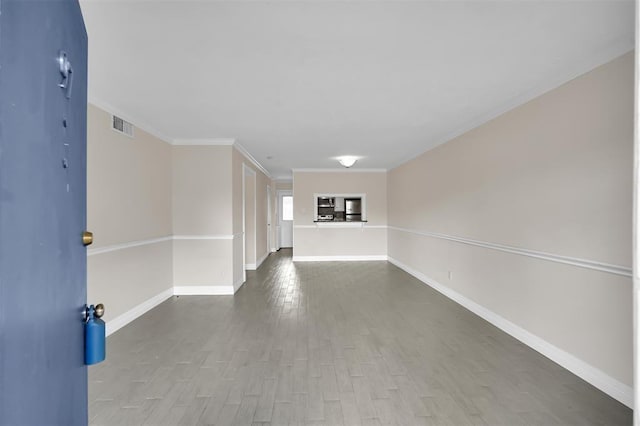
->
[89,249,632,425]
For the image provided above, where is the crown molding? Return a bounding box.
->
[292,168,387,173]
[389,45,635,171]
[233,142,272,179]
[88,98,238,147]
[172,138,236,146]
[88,96,175,145]
[86,99,272,178]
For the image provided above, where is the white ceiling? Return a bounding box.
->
[80,0,634,179]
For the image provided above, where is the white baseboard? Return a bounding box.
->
[256,252,269,269]
[270,247,277,253]
[246,253,269,271]
[105,287,173,336]
[233,277,245,293]
[173,285,234,296]
[386,256,633,408]
[105,283,237,336]
[293,255,388,262]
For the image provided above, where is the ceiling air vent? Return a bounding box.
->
[112,115,134,138]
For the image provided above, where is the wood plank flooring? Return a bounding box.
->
[89,249,632,425]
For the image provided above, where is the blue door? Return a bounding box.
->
[0,1,88,424]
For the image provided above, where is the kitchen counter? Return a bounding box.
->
[314,219,367,223]
[311,219,369,228]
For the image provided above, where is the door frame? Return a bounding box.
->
[277,189,293,249]
[242,163,256,282]
[267,184,273,253]
[632,11,639,421]
[275,190,281,251]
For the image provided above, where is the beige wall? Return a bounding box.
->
[88,106,172,247]
[87,104,173,323]
[173,239,233,285]
[88,107,274,324]
[388,52,633,392]
[172,145,235,288]
[275,181,293,191]
[254,172,271,265]
[89,241,172,327]
[232,149,244,286]
[244,168,256,267]
[255,172,270,262]
[267,183,275,253]
[293,171,387,258]
[172,146,232,236]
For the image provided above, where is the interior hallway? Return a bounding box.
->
[89,250,631,425]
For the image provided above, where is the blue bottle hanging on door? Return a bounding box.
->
[84,304,106,365]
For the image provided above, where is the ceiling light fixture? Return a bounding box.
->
[337,156,358,168]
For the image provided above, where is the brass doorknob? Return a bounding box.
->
[82,231,93,246]
[94,304,105,319]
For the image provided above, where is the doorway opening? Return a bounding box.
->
[242,164,256,282]
[278,190,293,248]
[267,185,273,254]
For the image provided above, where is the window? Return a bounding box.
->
[282,196,293,221]
[313,193,366,223]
